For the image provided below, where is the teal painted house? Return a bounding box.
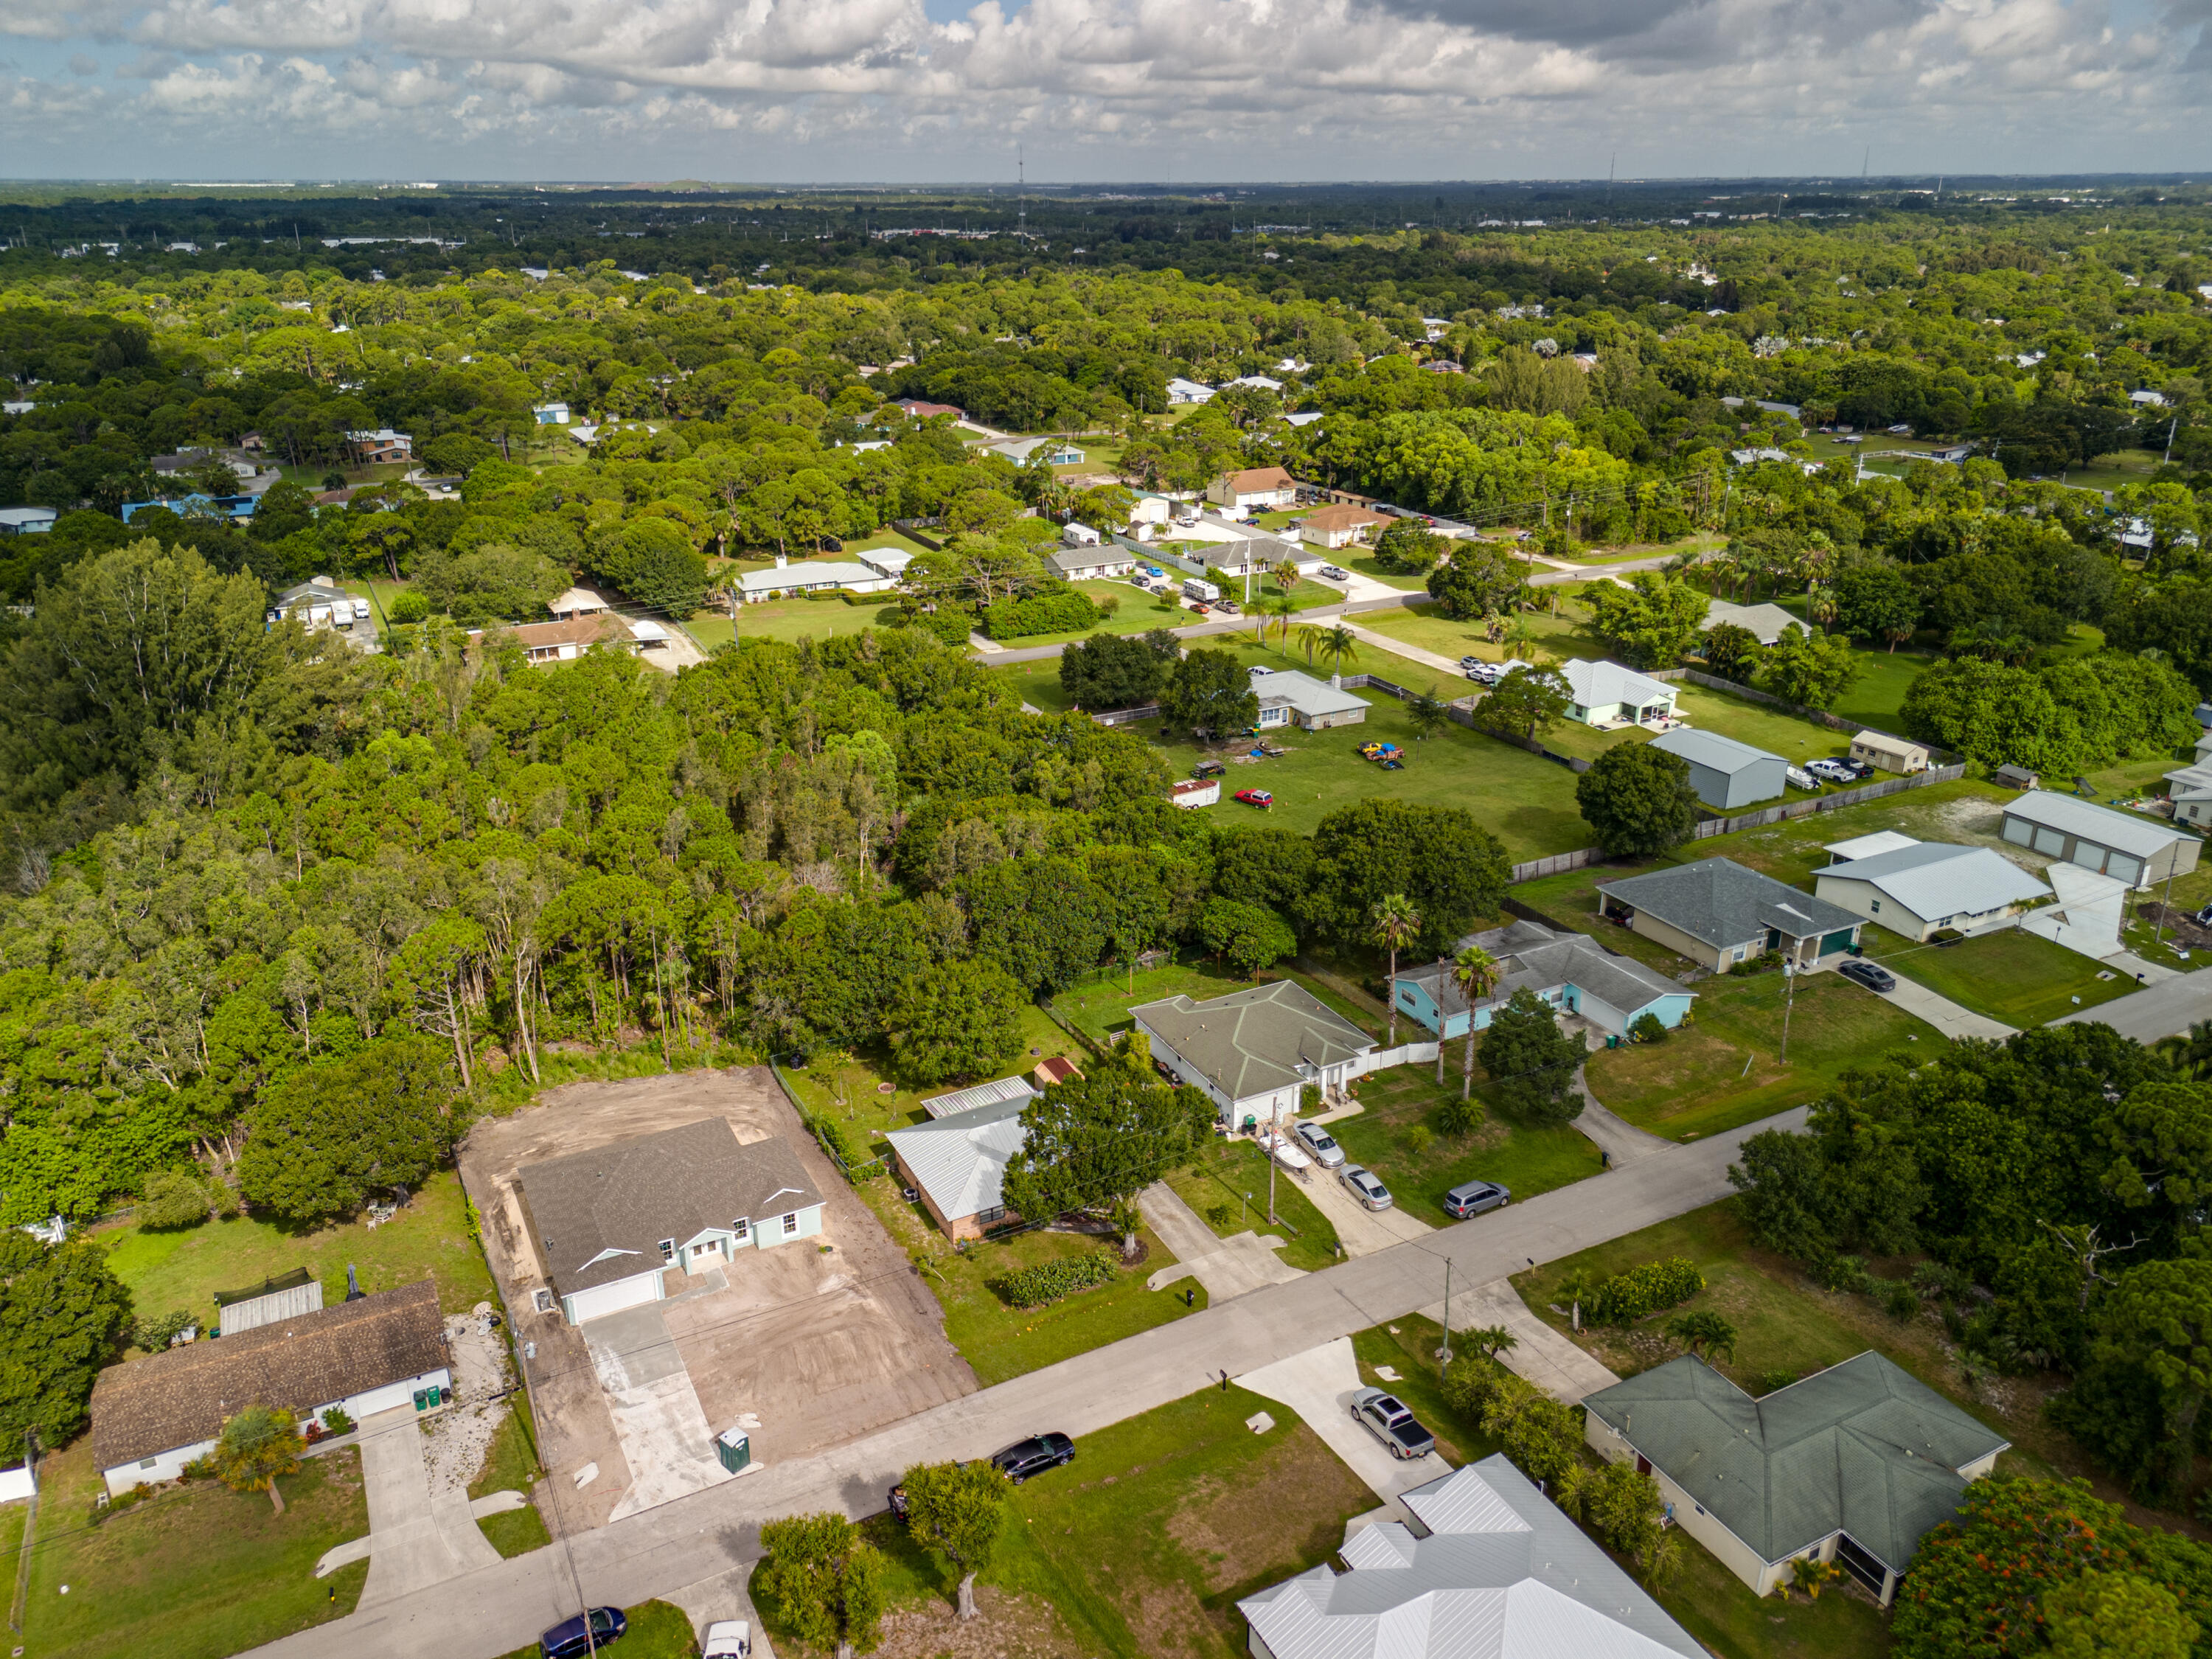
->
[1396,919,1694,1041]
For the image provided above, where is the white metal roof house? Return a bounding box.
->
[856,548,913,580]
[1559,659,1679,728]
[0,506,58,535]
[736,556,897,602]
[1166,377,1215,405]
[1599,858,1864,973]
[1583,1353,2008,1607]
[1048,544,1135,582]
[1648,728,1789,811]
[884,1094,1031,1240]
[1132,979,1374,1125]
[518,1119,825,1325]
[1252,668,1371,731]
[1395,918,1694,1042]
[2000,791,2200,889]
[1700,597,1803,647]
[987,436,1085,466]
[1820,830,1919,863]
[1813,840,2050,941]
[1239,1455,1703,1659]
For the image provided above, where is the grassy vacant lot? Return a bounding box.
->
[1326,1064,1602,1228]
[1871,928,2134,1028]
[1164,1138,1342,1270]
[1354,599,1607,668]
[99,1169,496,1354]
[493,1600,700,1659]
[24,1439,369,1659]
[1586,971,1930,1141]
[470,1407,552,1559]
[1828,648,1932,731]
[977,1385,1374,1658]
[858,1180,1200,1386]
[1051,957,1386,1048]
[779,1003,1083,1150]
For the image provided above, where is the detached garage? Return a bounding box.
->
[1648,728,1789,811]
[1999,792,2199,891]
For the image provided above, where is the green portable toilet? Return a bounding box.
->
[716,1428,751,1474]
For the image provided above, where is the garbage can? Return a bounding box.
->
[716,1428,751,1474]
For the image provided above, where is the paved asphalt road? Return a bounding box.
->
[2051,969,2212,1042]
[973,589,1425,667]
[252,1104,1803,1659]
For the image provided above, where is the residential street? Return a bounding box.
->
[2051,968,2212,1041]
[974,590,1420,666]
[249,1103,1802,1659]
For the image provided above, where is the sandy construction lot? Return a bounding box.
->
[461,1065,976,1531]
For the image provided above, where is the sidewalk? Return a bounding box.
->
[1429,1280,1621,1405]
[1138,1181,1304,1301]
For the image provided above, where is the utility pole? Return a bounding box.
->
[2165,414,2180,468]
[1436,1259,1454,1367]
[1779,960,1796,1062]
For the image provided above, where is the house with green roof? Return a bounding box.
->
[1582,1352,2008,1606]
[1131,979,1375,1127]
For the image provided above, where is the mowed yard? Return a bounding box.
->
[1868,928,2136,1029]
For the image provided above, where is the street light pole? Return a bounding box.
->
[1436,1258,1454,1368]
[1779,959,1796,1062]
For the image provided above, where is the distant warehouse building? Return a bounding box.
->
[2000,792,2200,890]
[1648,728,1788,811]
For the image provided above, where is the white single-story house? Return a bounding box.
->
[1584,1353,2008,1607]
[1820,830,1919,863]
[91,1280,452,1498]
[1048,545,1135,582]
[1166,378,1215,405]
[1239,1455,1703,1659]
[736,556,897,602]
[1207,466,1298,513]
[1559,658,1679,728]
[270,579,362,631]
[1252,669,1371,731]
[533,402,571,425]
[1284,411,1325,428]
[1700,597,1803,647]
[548,586,613,621]
[1649,728,1789,811]
[2165,761,2212,828]
[1133,980,1374,1126]
[988,436,1085,466]
[1171,777,1221,809]
[885,1093,1031,1241]
[1298,504,1391,549]
[1599,857,1864,972]
[518,1119,826,1325]
[2001,790,2202,889]
[856,548,913,581]
[1394,918,1693,1041]
[1849,731,1930,773]
[1061,521,1101,546]
[0,506,60,535]
[1222,374,1284,392]
[1813,839,2051,941]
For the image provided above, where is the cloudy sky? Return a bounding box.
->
[0,0,2206,182]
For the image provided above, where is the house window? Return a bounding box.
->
[691,1241,716,1259]
[139,1457,158,1470]
[1870,899,1881,913]
[782,1212,799,1236]
[975,1205,1007,1225]
[658,1239,675,1262]
[732,1218,749,1242]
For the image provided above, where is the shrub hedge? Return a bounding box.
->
[1588,1257,1705,1325]
[983,588,1101,640]
[992,1248,1118,1309]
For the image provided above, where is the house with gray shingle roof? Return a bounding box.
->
[518,1119,824,1325]
[1583,1353,2008,1605]
[1132,979,1374,1126]
[1239,1454,1703,1659]
[1394,918,1693,1041]
[1596,857,1863,973]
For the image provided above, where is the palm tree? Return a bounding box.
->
[1806,584,1837,627]
[1273,555,1303,599]
[1451,945,1502,1101]
[1370,894,1422,1046]
[1321,625,1359,683]
[1502,614,1540,664]
[1294,622,1325,669]
[1559,1266,1599,1332]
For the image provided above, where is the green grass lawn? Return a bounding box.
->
[98,1169,496,1353]
[1869,928,2135,1028]
[492,1599,699,1659]
[1584,970,1932,1141]
[470,1406,552,1559]
[1164,1138,1343,1270]
[858,1181,1202,1386]
[1353,599,1607,670]
[24,1439,369,1659]
[1827,648,1932,731]
[1326,1064,1603,1228]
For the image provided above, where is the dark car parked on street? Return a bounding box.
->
[990,1433,1075,1484]
[542,1607,627,1658]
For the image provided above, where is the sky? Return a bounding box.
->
[0,0,2207,183]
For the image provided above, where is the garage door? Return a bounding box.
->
[2107,853,2143,886]
[567,1270,663,1324]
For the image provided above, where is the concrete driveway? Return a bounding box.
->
[1302,1164,1435,1256]
[581,1304,739,1522]
[1434,1280,1621,1405]
[1868,975,2017,1040]
[315,1407,503,1604]
[1139,1183,1303,1301]
[1235,1338,1444,1519]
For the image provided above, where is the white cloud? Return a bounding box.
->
[0,0,2202,175]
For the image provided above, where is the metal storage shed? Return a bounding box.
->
[1648,727,1789,810]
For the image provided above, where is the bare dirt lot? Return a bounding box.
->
[460,1066,977,1531]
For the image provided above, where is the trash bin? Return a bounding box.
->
[716,1428,751,1474]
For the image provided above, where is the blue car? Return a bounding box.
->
[542,1607,627,1658]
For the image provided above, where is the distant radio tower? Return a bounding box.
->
[1018,147,1026,237]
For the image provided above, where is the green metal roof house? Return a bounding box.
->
[1131,979,1374,1126]
[1582,1353,2008,1605]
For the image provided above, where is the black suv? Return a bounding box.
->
[990,1433,1074,1484]
[541,1607,627,1658]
